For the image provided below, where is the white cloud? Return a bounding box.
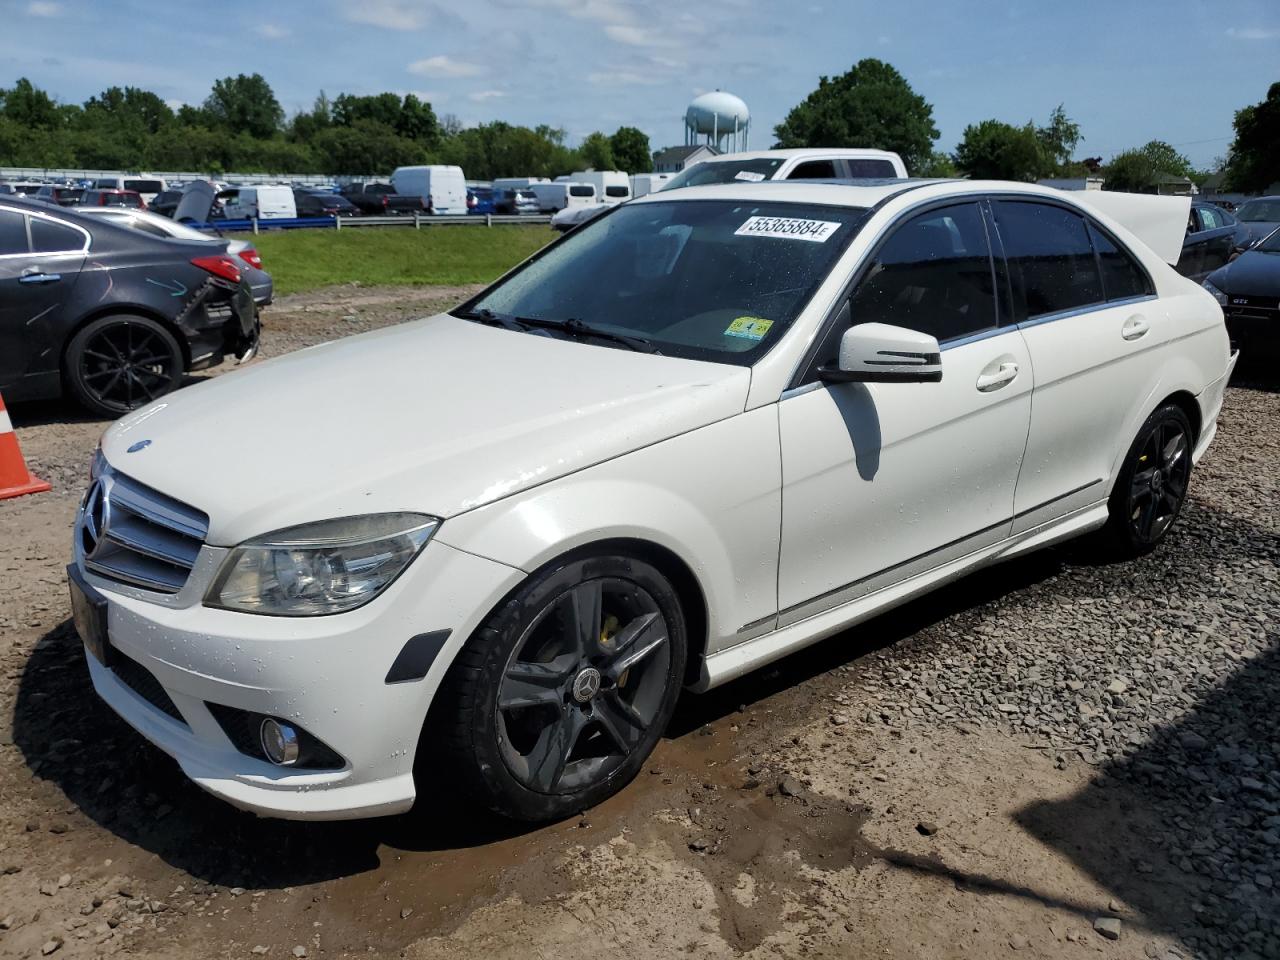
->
[256,23,290,39]
[604,24,668,47]
[27,1,60,15]
[408,55,487,78]
[877,34,890,45]
[1225,26,1279,40]
[588,70,663,86]
[164,98,185,111]
[468,89,507,102]
[347,1,429,30]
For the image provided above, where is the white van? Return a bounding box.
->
[492,177,550,193]
[630,173,674,198]
[529,181,597,213]
[391,165,467,215]
[559,170,631,204]
[93,174,168,205]
[219,185,297,221]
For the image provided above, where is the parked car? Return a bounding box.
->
[492,188,540,215]
[293,190,360,218]
[0,197,256,417]
[551,203,610,232]
[1176,202,1249,282]
[91,176,167,206]
[32,185,84,207]
[148,190,184,217]
[492,177,550,195]
[1,181,45,197]
[1203,225,1280,363]
[67,179,1233,824]
[80,189,145,209]
[220,186,297,221]
[391,165,468,215]
[339,181,425,216]
[631,173,674,198]
[467,187,496,215]
[1234,196,1280,249]
[528,181,597,212]
[664,148,908,190]
[559,170,632,204]
[76,206,273,307]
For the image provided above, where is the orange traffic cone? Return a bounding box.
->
[0,392,51,500]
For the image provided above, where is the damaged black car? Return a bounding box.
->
[0,197,258,418]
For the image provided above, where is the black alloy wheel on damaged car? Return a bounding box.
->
[65,314,183,418]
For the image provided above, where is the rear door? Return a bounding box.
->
[990,199,1161,533]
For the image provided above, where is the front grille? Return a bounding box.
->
[111,652,186,725]
[1224,305,1278,324]
[80,467,208,594]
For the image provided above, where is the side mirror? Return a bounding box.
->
[818,322,942,384]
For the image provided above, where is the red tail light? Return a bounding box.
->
[191,255,242,284]
[238,247,263,270]
[382,195,389,208]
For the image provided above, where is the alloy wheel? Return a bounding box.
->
[1127,418,1191,543]
[496,577,671,795]
[78,321,179,412]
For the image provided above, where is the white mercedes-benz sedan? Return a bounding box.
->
[68,179,1236,822]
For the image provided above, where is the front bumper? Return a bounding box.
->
[71,531,523,820]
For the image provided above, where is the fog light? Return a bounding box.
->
[259,718,300,766]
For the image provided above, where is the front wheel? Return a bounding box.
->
[64,314,184,418]
[1098,403,1194,557]
[430,553,687,822]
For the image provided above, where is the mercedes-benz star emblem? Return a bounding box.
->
[571,667,602,703]
[80,480,110,559]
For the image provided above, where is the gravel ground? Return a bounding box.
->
[0,289,1274,959]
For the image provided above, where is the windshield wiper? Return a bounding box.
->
[519,316,658,354]
[457,307,528,331]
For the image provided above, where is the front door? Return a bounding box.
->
[777,200,1033,621]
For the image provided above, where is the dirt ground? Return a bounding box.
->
[0,286,1274,960]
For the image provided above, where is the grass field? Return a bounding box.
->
[249,224,554,296]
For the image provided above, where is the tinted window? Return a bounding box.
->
[847,159,897,178]
[124,179,163,193]
[994,201,1102,319]
[850,202,996,342]
[30,217,83,253]
[605,185,629,198]
[788,160,838,179]
[94,179,116,189]
[663,158,784,189]
[0,210,27,254]
[1088,223,1151,302]
[569,185,595,198]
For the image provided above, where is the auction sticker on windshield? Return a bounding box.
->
[734,216,842,242]
[724,316,774,341]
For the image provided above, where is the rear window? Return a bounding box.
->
[1088,223,1153,302]
[569,185,595,198]
[994,201,1103,319]
[94,179,117,189]
[517,190,537,199]
[14,184,41,195]
[30,217,84,253]
[605,185,629,198]
[0,209,27,254]
[124,179,163,194]
[846,159,897,178]
[365,184,394,196]
[665,158,784,189]
[101,193,137,207]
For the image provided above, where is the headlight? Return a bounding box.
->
[206,513,440,616]
[1203,280,1228,306]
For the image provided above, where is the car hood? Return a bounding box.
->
[1240,220,1280,244]
[1207,250,1280,297]
[101,314,750,546]
[173,181,216,223]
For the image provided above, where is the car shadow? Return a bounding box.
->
[11,545,1066,889]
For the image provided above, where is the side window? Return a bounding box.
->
[846,159,896,178]
[849,202,997,343]
[787,159,838,180]
[1198,207,1220,231]
[994,201,1102,319]
[0,210,28,255]
[1088,223,1153,302]
[30,217,84,253]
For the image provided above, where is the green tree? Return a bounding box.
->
[917,150,957,178]
[1225,82,1280,192]
[397,94,439,146]
[311,121,426,176]
[1102,140,1193,193]
[1035,104,1081,173]
[203,73,283,139]
[609,126,650,173]
[773,59,938,173]
[953,120,1049,181]
[578,131,616,170]
[0,77,61,129]
[289,91,332,143]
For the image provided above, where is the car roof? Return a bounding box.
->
[694,148,903,162]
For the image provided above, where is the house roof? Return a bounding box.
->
[652,144,719,166]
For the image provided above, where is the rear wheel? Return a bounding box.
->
[430,553,686,822]
[65,315,183,418]
[1098,403,1194,557]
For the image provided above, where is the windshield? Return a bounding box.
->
[1256,228,1280,253]
[665,158,785,190]
[1236,199,1280,222]
[458,199,866,364]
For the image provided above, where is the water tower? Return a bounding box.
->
[684,90,750,152]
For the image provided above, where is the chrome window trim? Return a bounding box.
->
[1015,293,1158,331]
[0,203,91,258]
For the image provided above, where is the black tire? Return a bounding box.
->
[429,552,687,822]
[1097,403,1194,557]
[64,315,184,418]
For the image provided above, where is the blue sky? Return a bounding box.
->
[1,0,1276,167]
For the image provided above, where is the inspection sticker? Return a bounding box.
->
[724,316,774,341]
[733,170,766,182]
[734,215,841,243]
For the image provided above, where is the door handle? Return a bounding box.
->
[1121,314,1149,341]
[19,272,61,284]
[975,361,1019,392]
